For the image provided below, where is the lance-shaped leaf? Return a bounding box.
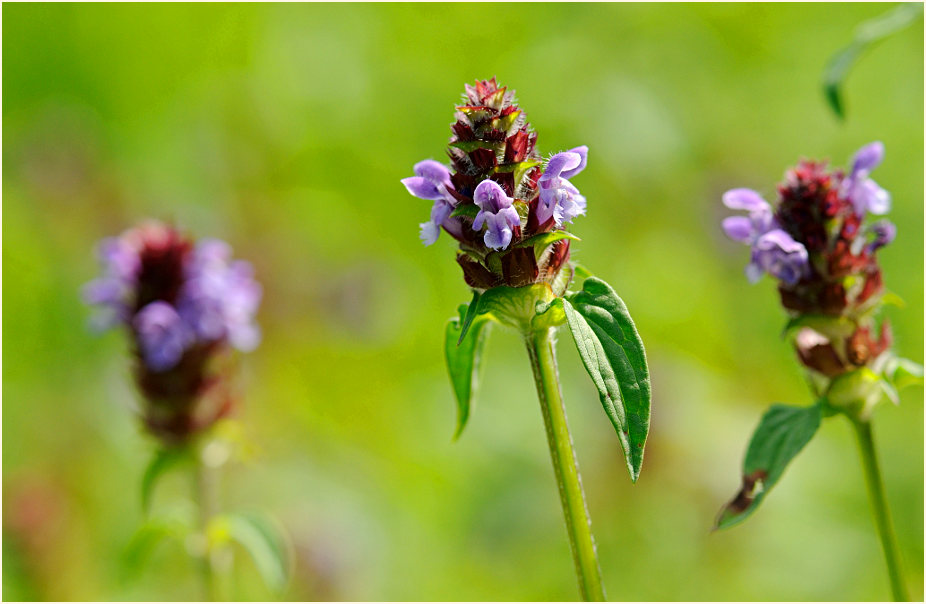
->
[716,402,823,530]
[446,302,493,439]
[563,277,651,481]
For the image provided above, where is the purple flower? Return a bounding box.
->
[473,180,521,250]
[866,220,897,253]
[750,230,809,285]
[177,239,263,352]
[721,188,809,284]
[401,159,458,245]
[133,301,191,372]
[537,146,588,226]
[842,142,890,216]
[81,236,141,329]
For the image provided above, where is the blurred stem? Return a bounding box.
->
[525,328,606,602]
[195,444,220,602]
[852,418,908,601]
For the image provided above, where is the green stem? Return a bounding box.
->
[851,418,909,601]
[525,328,606,602]
[196,447,220,602]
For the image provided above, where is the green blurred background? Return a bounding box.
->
[3,3,923,601]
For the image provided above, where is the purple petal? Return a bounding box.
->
[722,216,753,243]
[473,179,513,213]
[722,188,769,212]
[541,151,583,183]
[560,146,588,179]
[867,220,896,252]
[535,189,557,225]
[229,322,261,352]
[745,261,763,284]
[483,214,513,250]
[557,185,586,224]
[754,229,809,285]
[756,229,807,255]
[133,302,190,372]
[853,179,891,215]
[401,176,443,200]
[472,210,486,231]
[414,159,452,185]
[419,221,440,246]
[851,141,884,175]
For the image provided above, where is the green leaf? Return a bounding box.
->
[515,231,581,260]
[222,511,290,594]
[446,303,493,439]
[823,2,923,119]
[457,290,482,345]
[715,402,823,530]
[120,512,193,583]
[450,140,502,153]
[450,203,479,220]
[563,277,651,482]
[141,445,193,514]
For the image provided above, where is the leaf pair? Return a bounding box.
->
[444,273,652,482]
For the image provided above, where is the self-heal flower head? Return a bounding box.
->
[401,159,457,246]
[537,146,589,226]
[843,141,891,217]
[403,78,591,290]
[473,180,521,250]
[83,221,262,442]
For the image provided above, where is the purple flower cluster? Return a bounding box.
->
[401,149,589,252]
[83,223,261,373]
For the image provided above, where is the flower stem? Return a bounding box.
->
[196,446,220,602]
[851,418,909,601]
[525,327,606,602]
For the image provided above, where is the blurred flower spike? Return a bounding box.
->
[400,77,588,289]
[83,221,261,442]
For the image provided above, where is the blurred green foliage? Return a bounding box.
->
[2,3,922,601]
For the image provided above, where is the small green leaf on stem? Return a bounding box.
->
[823,2,923,119]
[563,277,651,482]
[515,231,581,260]
[715,402,823,530]
[446,303,493,439]
[141,445,194,514]
[222,511,291,594]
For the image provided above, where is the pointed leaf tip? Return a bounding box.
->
[563,277,651,481]
[715,402,822,530]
